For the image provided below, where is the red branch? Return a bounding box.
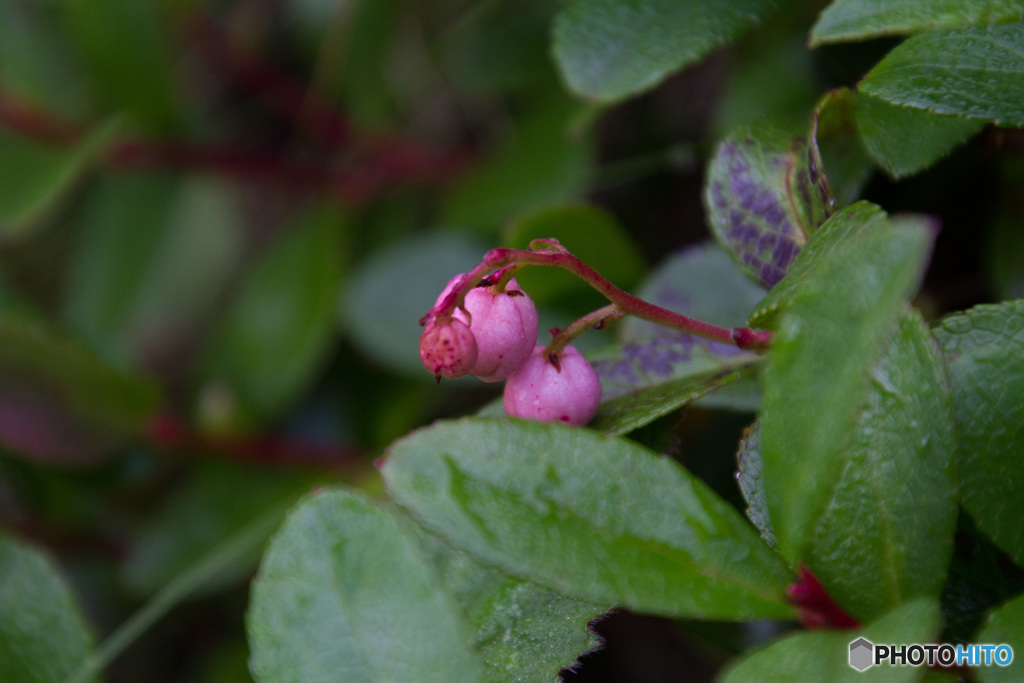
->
[146,412,363,473]
[788,566,861,630]
[187,14,352,149]
[0,11,475,206]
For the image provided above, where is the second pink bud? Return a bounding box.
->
[436,275,539,382]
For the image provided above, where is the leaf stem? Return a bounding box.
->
[424,245,772,351]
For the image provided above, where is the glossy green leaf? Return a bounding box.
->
[860,23,1024,127]
[0,534,98,683]
[62,0,178,130]
[759,205,934,563]
[65,175,246,368]
[553,0,779,102]
[721,598,941,682]
[807,311,957,622]
[199,206,346,421]
[407,524,605,682]
[441,96,593,234]
[345,231,487,377]
[706,121,831,289]
[749,201,889,328]
[123,461,318,596]
[503,204,645,310]
[935,301,1024,565]
[383,418,796,620]
[976,594,1024,683]
[735,421,776,548]
[812,0,1024,45]
[0,315,159,464]
[855,93,984,179]
[591,360,762,436]
[247,490,482,683]
[0,123,110,241]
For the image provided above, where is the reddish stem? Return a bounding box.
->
[146,412,363,473]
[425,246,772,351]
[188,13,352,149]
[788,566,861,630]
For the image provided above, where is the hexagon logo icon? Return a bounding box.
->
[849,637,874,671]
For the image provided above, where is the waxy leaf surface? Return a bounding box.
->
[811,0,1024,45]
[935,301,1024,564]
[860,23,1024,127]
[384,419,795,620]
[553,0,778,101]
[759,203,934,563]
[0,535,98,683]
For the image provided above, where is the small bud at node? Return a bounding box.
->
[419,318,478,380]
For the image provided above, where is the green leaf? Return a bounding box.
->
[0,315,159,464]
[0,123,111,241]
[859,23,1024,127]
[123,461,318,597]
[721,597,941,682]
[552,0,779,102]
[855,93,984,179]
[935,301,1024,565]
[503,204,645,311]
[811,0,1024,46]
[247,490,482,683]
[383,418,796,620]
[591,360,762,436]
[62,0,178,130]
[749,200,888,328]
[976,594,1024,683]
[806,311,957,622]
[0,534,98,683]
[735,421,777,548]
[759,204,934,563]
[0,2,94,118]
[441,95,593,235]
[344,231,487,377]
[63,175,245,368]
[705,120,831,289]
[199,206,346,421]
[407,525,606,682]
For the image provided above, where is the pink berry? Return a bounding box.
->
[434,275,539,383]
[503,345,602,426]
[419,318,478,380]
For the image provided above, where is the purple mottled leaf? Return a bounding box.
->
[706,121,833,288]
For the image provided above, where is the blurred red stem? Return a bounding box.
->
[146,413,362,473]
[0,88,472,204]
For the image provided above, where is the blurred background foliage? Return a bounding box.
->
[0,0,1020,681]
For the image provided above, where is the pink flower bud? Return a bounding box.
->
[434,275,539,383]
[503,345,602,426]
[419,318,478,380]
